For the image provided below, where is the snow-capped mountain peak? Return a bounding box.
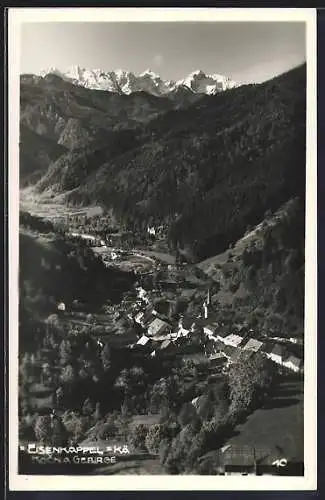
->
[37,66,241,97]
[140,68,159,78]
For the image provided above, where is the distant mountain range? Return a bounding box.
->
[35,66,240,97]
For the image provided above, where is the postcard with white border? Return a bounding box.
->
[8,7,317,491]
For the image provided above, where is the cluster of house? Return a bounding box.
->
[201,322,303,373]
[127,290,303,374]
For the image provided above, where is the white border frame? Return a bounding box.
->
[8,7,317,491]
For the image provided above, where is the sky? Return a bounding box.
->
[20,22,306,84]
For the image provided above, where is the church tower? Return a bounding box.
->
[203,301,208,319]
[203,289,212,320]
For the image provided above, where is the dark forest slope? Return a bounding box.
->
[23,64,306,260]
[60,64,306,260]
[199,197,305,338]
[19,228,135,320]
[19,125,67,187]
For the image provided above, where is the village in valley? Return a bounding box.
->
[16,16,309,477]
[58,209,304,377]
[18,201,305,475]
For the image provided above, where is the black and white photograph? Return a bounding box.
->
[8,8,317,490]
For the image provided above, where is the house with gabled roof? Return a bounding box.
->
[242,338,264,353]
[208,352,227,366]
[220,344,237,360]
[216,326,230,342]
[57,302,66,312]
[203,324,218,338]
[282,354,302,373]
[136,334,150,347]
[264,343,286,365]
[147,317,171,337]
[222,333,244,348]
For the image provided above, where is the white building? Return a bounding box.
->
[265,344,286,365]
[283,355,302,372]
[134,311,145,325]
[242,338,263,353]
[222,334,244,348]
[203,302,208,319]
[136,335,150,346]
[147,318,171,337]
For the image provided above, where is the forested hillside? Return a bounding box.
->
[199,197,305,339]
[19,223,135,330]
[64,64,306,260]
[21,64,306,261]
[19,72,179,185]
[19,125,67,187]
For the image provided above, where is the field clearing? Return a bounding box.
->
[116,255,154,273]
[139,249,176,264]
[20,189,104,223]
[225,378,304,464]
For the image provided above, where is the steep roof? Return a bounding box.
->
[221,444,288,467]
[271,343,286,357]
[220,344,237,359]
[283,355,301,368]
[216,327,230,338]
[147,317,170,337]
[223,333,244,347]
[209,352,226,361]
[222,445,257,467]
[242,338,264,353]
[262,342,274,355]
[203,324,217,334]
[136,335,150,346]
